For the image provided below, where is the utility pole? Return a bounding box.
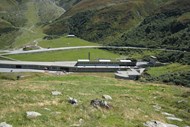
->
[88,52,91,60]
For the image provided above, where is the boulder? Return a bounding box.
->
[102,95,112,100]
[161,112,175,117]
[0,122,12,127]
[68,97,78,105]
[51,91,62,96]
[144,120,178,127]
[26,111,42,119]
[90,99,110,109]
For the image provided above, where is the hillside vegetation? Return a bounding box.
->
[44,0,161,44]
[112,0,190,51]
[144,63,190,87]
[6,48,122,61]
[39,36,98,48]
[45,0,190,51]
[2,0,189,51]
[0,72,190,126]
[0,0,65,49]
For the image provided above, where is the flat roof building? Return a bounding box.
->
[115,69,142,80]
[77,59,90,62]
[120,60,132,62]
[67,34,75,37]
[99,59,111,62]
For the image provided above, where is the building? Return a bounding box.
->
[115,69,142,80]
[67,34,75,38]
[0,59,136,72]
[76,59,136,67]
[0,59,145,80]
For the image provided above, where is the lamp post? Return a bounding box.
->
[88,52,91,60]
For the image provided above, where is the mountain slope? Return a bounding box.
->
[0,0,65,49]
[44,0,190,51]
[112,0,190,51]
[37,0,65,24]
[0,0,26,49]
[44,0,161,44]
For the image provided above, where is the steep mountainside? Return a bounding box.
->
[44,0,170,44]
[0,0,65,49]
[37,0,65,24]
[45,0,190,51]
[0,0,26,49]
[1,0,189,50]
[112,0,190,51]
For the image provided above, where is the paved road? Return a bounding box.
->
[0,46,186,56]
[0,68,47,73]
[0,68,67,73]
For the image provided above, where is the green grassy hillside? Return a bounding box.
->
[45,0,190,51]
[144,63,190,87]
[0,0,26,49]
[39,36,98,48]
[0,0,65,49]
[147,63,190,77]
[6,49,123,61]
[0,18,19,49]
[0,72,190,126]
[44,0,161,45]
[112,0,190,51]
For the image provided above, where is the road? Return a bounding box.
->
[0,46,186,56]
[0,68,47,73]
[0,68,68,74]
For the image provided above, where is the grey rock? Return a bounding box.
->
[153,105,161,111]
[51,112,62,115]
[51,91,62,96]
[90,99,110,109]
[144,120,178,127]
[26,111,42,119]
[44,108,51,111]
[102,95,112,100]
[68,97,78,105]
[166,117,183,122]
[0,122,12,127]
[161,112,175,117]
[177,100,188,103]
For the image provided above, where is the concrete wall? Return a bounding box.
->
[115,74,139,80]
